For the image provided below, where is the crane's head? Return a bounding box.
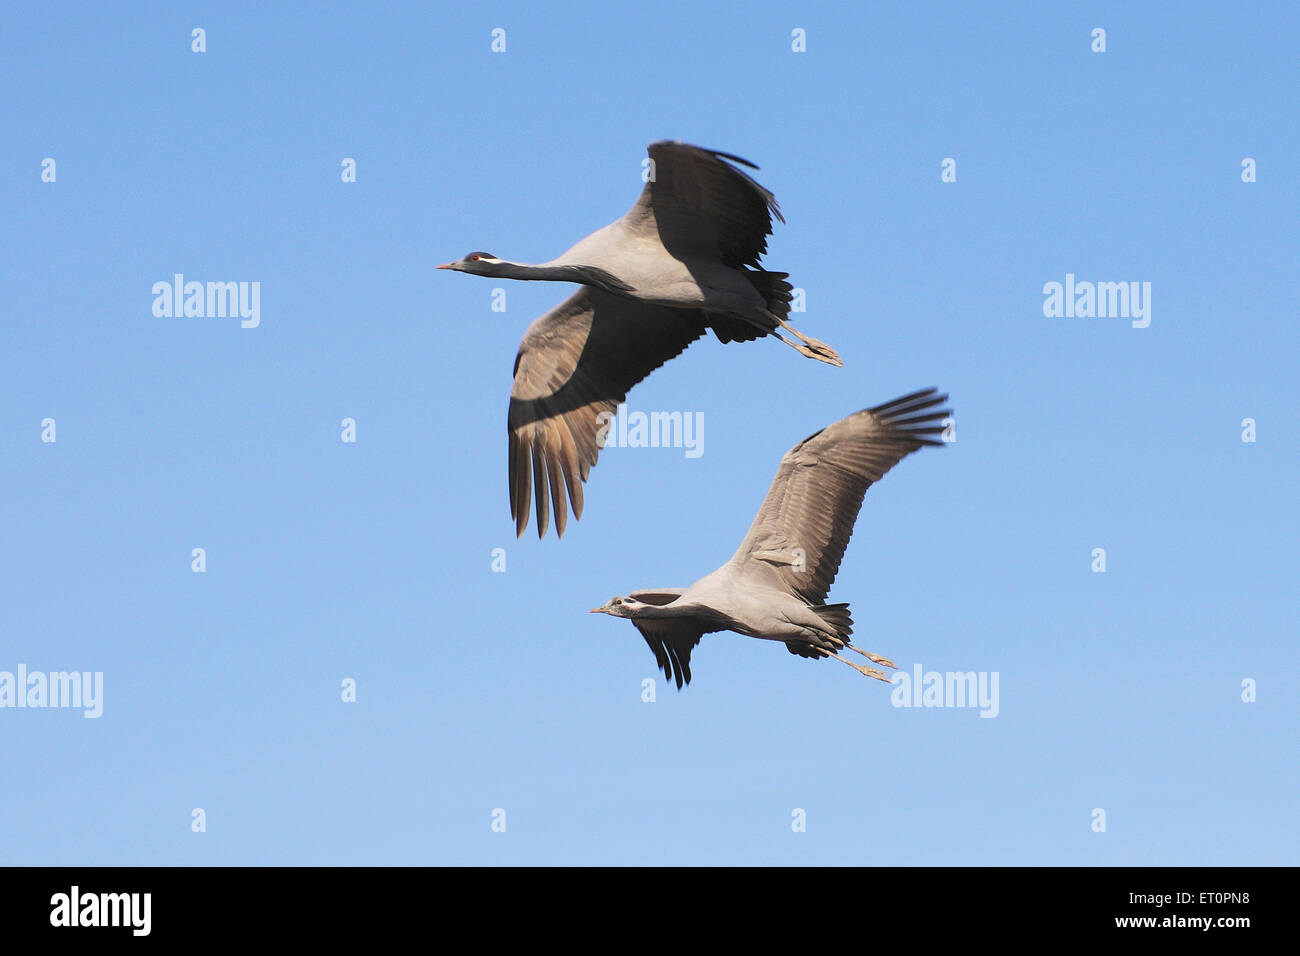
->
[436,251,504,275]
[589,596,643,619]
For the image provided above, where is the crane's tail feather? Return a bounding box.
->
[784,603,854,660]
[813,603,853,640]
[708,270,793,344]
[747,270,793,322]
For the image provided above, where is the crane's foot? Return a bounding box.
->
[823,649,895,684]
[772,330,843,367]
[845,643,897,669]
[780,321,843,367]
[794,340,843,366]
[842,647,894,671]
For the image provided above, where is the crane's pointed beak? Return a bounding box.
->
[589,607,607,614]
[435,262,455,270]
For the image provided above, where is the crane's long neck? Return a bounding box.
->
[489,260,574,282]
[493,260,634,295]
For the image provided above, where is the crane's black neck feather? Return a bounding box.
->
[499,261,633,295]
[568,265,635,295]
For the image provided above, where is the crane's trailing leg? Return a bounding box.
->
[778,320,842,367]
[770,330,843,367]
[817,647,893,683]
[844,643,897,669]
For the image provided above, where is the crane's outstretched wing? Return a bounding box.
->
[627,589,707,690]
[508,288,709,539]
[725,389,950,605]
[624,141,784,270]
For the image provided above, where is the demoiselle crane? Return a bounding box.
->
[439,141,841,365]
[589,389,950,688]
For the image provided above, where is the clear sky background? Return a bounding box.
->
[2,2,1295,865]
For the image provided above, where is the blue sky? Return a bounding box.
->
[1,1,1295,865]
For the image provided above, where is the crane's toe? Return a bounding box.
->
[856,664,892,682]
[845,642,897,669]
[797,340,843,367]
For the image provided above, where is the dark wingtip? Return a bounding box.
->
[865,388,952,445]
[651,140,760,171]
[705,145,760,170]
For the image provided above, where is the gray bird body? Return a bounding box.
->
[539,210,772,321]
[629,572,829,642]
[591,389,951,688]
